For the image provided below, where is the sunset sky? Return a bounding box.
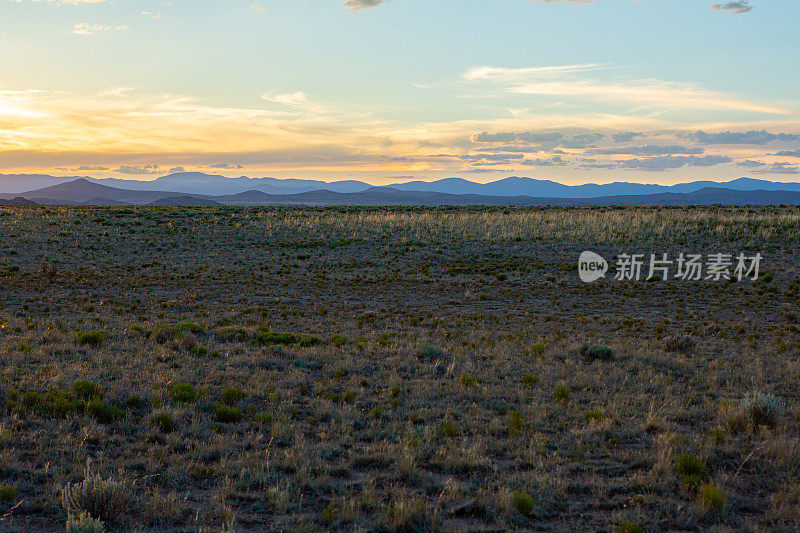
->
[1,0,799,185]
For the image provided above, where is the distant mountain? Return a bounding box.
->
[2,179,187,204]
[0,196,37,206]
[386,176,800,198]
[147,195,222,207]
[5,171,800,199]
[91,172,372,195]
[5,179,800,207]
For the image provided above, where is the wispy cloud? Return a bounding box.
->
[73,23,128,35]
[343,0,389,12]
[462,64,788,115]
[710,2,754,14]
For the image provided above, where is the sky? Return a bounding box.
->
[1,0,799,185]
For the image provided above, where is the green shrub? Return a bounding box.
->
[579,342,614,362]
[554,384,571,403]
[675,453,708,489]
[150,412,175,433]
[75,331,107,348]
[176,321,204,334]
[331,334,346,347]
[443,422,459,438]
[169,383,197,404]
[220,387,244,406]
[615,522,643,533]
[62,474,128,524]
[72,381,103,401]
[512,490,535,516]
[66,512,105,533]
[459,373,475,388]
[508,410,525,437]
[697,483,726,513]
[521,374,540,386]
[215,402,243,423]
[86,400,126,424]
[370,405,383,419]
[531,343,546,356]
[254,412,274,425]
[706,427,725,444]
[584,409,604,424]
[0,483,18,502]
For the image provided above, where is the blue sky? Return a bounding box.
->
[1,0,799,184]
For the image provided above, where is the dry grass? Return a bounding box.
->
[0,205,798,530]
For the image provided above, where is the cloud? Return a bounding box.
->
[168,166,185,173]
[343,0,389,12]
[464,64,603,82]
[115,164,160,175]
[693,130,800,144]
[751,162,800,174]
[736,159,766,168]
[73,23,128,35]
[463,64,786,115]
[473,131,563,144]
[619,155,732,171]
[208,162,244,169]
[612,131,644,143]
[710,2,753,14]
[773,149,800,158]
[590,145,704,156]
[519,156,567,167]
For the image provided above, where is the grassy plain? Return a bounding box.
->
[1,206,799,531]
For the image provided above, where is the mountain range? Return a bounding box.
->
[4,171,800,199]
[3,177,800,207]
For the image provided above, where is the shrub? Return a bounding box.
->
[521,374,540,386]
[75,331,107,348]
[86,400,126,424]
[215,402,243,423]
[459,373,475,388]
[706,427,725,444]
[0,483,18,502]
[176,321,204,334]
[442,422,460,438]
[512,490,535,516]
[742,391,786,428]
[150,412,175,433]
[579,342,614,362]
[698,483,726,513]
[220,387,244,406]
[66,512,105,533]
[584,409,604,424]
[531,343,546,356]
[615,522,643,533]
[169,383,197,404]
[72,381,103,401]
[254,412,274,425]
[370,405,383,420]
[331,334,346,347]
[253,329,320,347]
[508,411,525,437]
[675,453,708,489]
[416,343,446,360]
[62,474,128,524]
[664,334,697,353]
[554,384,571,403]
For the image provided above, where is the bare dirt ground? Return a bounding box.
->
[1,206,799,532]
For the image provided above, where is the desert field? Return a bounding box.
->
[0,206,799,532]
